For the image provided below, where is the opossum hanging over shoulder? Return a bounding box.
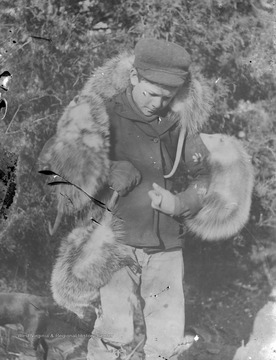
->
[185,133,254,241]
[51,192,140,319]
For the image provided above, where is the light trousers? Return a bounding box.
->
[87,247,189,360]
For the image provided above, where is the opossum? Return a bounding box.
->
[51,192,140,319]
[185,133,254,240]
[38,94,111,235]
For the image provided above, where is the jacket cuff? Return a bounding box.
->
[174,187,203,218]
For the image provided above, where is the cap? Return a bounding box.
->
[134,38,191,87]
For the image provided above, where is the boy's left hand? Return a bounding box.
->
[148,183,176,215]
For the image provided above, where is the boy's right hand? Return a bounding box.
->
[109,161,141,196]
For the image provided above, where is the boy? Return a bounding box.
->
[43,38,252,360]
[86,38,211,360]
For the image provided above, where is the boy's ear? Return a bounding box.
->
[130,68,139,86]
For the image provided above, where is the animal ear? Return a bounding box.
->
[130,68,139,86]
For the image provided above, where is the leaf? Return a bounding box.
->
[47,181,70,186]
[38,170,59,176]
[0,97,7,120]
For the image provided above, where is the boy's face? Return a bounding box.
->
[130,70,178,117]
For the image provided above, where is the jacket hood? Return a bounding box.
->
[113,86,158,123]
[112,87,179,132]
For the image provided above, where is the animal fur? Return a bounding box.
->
[39,94,110,215]
[185,133,254,240]
[38,51,212,231]
[51,193,140,318]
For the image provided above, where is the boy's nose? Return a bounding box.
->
[151,97,162,109]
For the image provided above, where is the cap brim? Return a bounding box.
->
[138,68,186,87]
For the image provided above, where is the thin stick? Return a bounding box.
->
[31,112,61,124]
[125,337,145,360]
[108,190,119,210]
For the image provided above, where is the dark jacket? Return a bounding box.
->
[106,87,210,250]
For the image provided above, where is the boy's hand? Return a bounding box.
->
[109,161,141,196]
[148,183,176,215]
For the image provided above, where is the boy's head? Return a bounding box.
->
[130,38,191,116]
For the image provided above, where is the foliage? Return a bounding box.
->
[0,0,275,291]
[232,100,276,228]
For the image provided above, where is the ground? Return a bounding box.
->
[0,227,273,360]
[181,233,272,360]
[129,229,273,360]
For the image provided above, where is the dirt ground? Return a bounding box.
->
[179,232,272,360]
[123,228,274,360]
[0,228,273,360]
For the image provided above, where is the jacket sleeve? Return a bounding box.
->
[173,133,210,218]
